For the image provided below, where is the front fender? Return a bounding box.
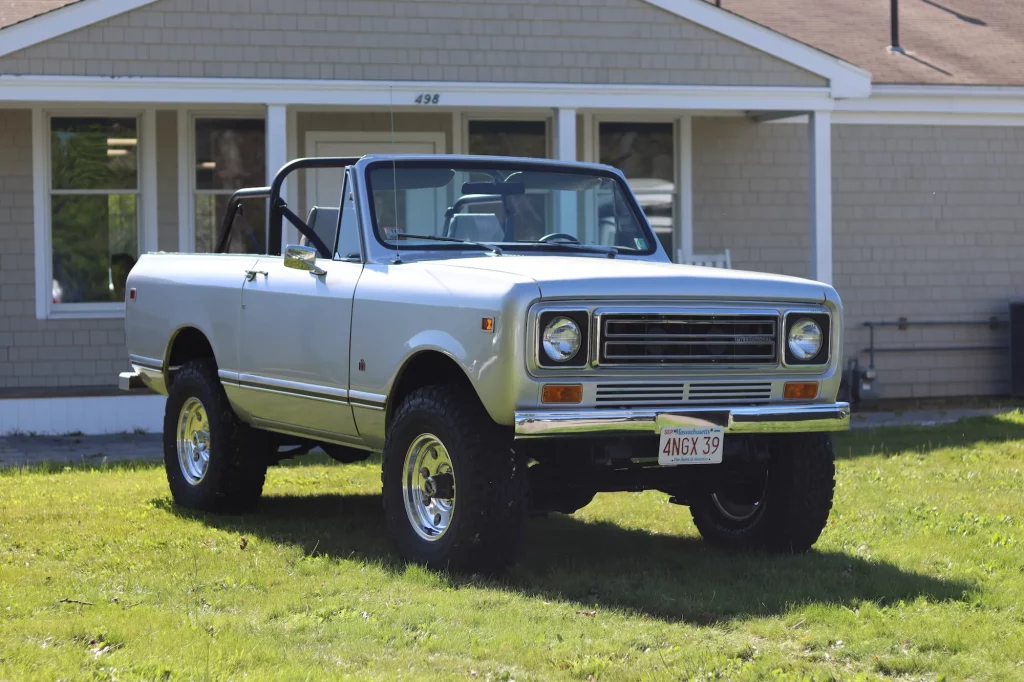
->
[347,263,539,448]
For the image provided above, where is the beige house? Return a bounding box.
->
[0,0,1022,433]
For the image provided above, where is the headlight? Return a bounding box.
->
[787,318,823,360]
[542,316,582,362]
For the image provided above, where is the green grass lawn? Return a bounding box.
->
[2,414,1024,681]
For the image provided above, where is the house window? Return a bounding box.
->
[193,118,266,253]
[599,122,674,256]
[468,120,548,158]
[49,117,139,305]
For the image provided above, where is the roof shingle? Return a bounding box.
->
[717,0,1024,86]
[0,1,82,31]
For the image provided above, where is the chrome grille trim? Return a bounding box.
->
[597,313,779,366]
[594,381,772,409]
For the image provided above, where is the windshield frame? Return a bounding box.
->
[360,156,659,258]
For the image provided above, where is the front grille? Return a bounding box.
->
[595,381,772,409]
[598,313,779,366]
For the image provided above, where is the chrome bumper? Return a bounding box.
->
[514,402,850,438]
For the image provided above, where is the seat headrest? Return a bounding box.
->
[449,213,504,243]
[301,206,341,253]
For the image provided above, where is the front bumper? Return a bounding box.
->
[514,402,850,438]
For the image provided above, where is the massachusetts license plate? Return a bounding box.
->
[658,425,725,466]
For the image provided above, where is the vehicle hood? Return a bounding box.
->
[434,255,830,303]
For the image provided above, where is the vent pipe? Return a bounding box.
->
[890,0,903,53]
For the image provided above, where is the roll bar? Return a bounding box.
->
[214,157,361,257]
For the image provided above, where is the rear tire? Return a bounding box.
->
[689,433,835,553]
[382,385,527,573]
[163,359,269,513]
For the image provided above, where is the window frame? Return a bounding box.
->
[187,113,268,254]
[43,110,144,319]
[333,168,363,262]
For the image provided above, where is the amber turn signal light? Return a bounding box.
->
[541,384,583,404]
[481,317,494,332]
[783,381,818,400]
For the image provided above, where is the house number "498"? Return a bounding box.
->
[415,93,440,104]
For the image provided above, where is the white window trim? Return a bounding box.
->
[178,110,268,253]
[34,108,153,320]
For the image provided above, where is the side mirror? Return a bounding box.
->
[284,244,326,276]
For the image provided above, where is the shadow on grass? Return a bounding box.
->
[835,413,1024,460]
[158,492,974,624]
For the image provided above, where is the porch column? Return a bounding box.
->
[553,108,577,230]
[140,108,159,254]
[176,109,192,252]
[808,110,833,283]
[266,104,290,249]
[554,108,577,161]
[676,114,693,263]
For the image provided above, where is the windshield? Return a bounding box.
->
[365,160,656,254]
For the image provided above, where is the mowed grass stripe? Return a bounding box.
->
[1,413,1022,681]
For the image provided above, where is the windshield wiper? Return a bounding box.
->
[395,233,503,256]
[515,242,618,259]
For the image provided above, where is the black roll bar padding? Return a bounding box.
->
[277,202,330,257]
[267,157,361,255]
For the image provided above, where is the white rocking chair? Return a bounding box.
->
[677,248,732,269]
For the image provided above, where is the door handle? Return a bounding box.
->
[244,270,268,282]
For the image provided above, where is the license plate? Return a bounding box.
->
[658,425,724,466]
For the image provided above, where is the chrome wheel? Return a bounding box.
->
[711,473,768,522]
[176,397,211,485]
[402,433,456,542]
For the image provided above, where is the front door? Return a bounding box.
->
[237,256,363,441]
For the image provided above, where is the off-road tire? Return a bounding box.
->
[163,359,269,513]
[381,385,528,573]
[689,433,835,553]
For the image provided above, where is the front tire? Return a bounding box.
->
[382,385,527,573]
[689,433,836,553]
[163,359,269,513]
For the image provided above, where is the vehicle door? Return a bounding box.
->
[235,171,363,441]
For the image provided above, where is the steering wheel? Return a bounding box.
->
[538,233,581,244]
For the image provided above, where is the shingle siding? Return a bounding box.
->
[692,117,809,279]
[832,124,1024,399]
[694,118,1024,399]
[0,0,826,87]
[0,110,131,392]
